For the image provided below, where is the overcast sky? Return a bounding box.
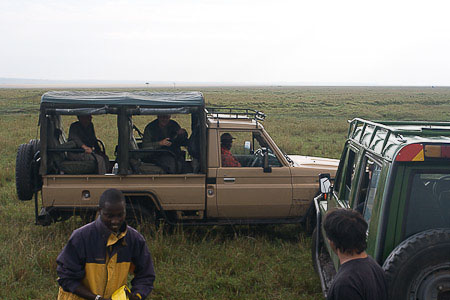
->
[1,0,449,85]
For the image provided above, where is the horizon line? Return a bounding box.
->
[0,77,448,88]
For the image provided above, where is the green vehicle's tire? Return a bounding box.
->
[16,143,35,201]
[382,228,450,300]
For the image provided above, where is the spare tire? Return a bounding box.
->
[29,139,41,156]
[28,139,43,191]
[16,143,35,201]
[382,228,450,300]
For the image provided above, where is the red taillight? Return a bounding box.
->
[395,144,424,162]
[443,146,450,158]
[424,145,450,159]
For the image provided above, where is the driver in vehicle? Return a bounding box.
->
[142,114,188,173]
[221,133,241,167]
[67,115,109,174]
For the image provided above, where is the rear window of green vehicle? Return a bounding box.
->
[403,168,450,239]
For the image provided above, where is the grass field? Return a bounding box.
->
[1,86,450,299]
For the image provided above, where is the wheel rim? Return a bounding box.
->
[411,263,450,300]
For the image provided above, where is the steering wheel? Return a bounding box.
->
[250,148,264,167]
[433,175,450,199]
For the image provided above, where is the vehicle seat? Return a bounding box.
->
[128,118,165,174]
[46,117,97,174]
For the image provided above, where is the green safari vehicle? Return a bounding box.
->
[313,118,450,300]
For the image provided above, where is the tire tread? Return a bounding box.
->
[16,143,34,201]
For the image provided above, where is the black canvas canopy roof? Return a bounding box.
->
[41,91,205,107]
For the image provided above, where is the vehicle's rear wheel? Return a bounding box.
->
[382,228,450,300]
[16,143,35,200]
[126,201,156,227]
[80,209,97,224]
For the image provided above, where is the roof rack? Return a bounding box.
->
[349,118,450,137]
[348,119,403,153]
[348,118,450,154]
[205,107,266,121]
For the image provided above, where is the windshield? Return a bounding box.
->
[403,169,450,238]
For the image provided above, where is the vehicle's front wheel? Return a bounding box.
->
[382,228,450,300]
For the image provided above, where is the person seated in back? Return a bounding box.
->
[220,133,241,167]
[142,115,188,173]
[68,115,109,174]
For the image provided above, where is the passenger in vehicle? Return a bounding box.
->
[221,133,241,167]
[142,114,188,173]
[67,115,109,174]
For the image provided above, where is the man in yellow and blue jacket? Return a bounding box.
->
[56,189,155,300]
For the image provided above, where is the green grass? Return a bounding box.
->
[1,86,450,299]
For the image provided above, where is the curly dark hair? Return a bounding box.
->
[323,208,368,255]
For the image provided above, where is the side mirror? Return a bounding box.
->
[262,148,272,173]
[319,173,331,194]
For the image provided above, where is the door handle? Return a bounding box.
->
[224,177,235,183]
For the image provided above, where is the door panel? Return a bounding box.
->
[216,167,292,218]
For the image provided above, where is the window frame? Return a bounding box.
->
[218,130,283,168]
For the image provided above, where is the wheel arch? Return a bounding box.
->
[121,190,170,222]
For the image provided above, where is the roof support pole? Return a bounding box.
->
[117,108,129,175]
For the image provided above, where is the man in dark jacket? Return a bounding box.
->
[142,115,187,173]
[56,189,155,300]
[324,209,387,300]
[67,115,109,174]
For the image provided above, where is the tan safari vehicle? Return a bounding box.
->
[15,91,338,226]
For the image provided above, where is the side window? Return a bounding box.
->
[355,160,381,224]
[343,149,357,201]
[354,158,373,209]
[220,131,282,167]
[333,146,350,194]
[252,132,282,167]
